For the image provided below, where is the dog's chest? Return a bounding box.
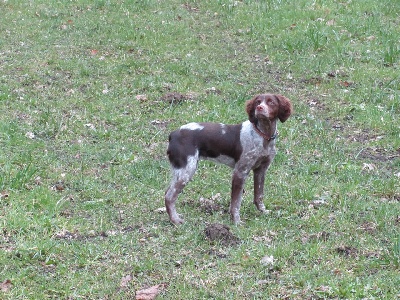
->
[238,121,276,167]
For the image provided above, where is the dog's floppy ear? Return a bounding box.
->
[245,96,258,124]
[275,94,292,122]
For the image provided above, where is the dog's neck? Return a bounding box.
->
[253,118,277,141]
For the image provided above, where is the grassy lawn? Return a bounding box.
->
[1,0,399,299]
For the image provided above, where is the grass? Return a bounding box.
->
[0,0,399,299]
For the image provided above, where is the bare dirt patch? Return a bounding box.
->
[160,92,194,104]
[151,119,171,130]
[301,231,330,244]
[336,245,358,257]
[358,221,378,234]
[348,130,384,144]
[357,147,400,162]
[204,223,240,246]
[199,194,225,215]
[54,229,108,241]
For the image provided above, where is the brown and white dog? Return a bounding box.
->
[164,94,292,224]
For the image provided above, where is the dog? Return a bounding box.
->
[164,94,292,224]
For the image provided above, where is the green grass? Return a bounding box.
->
[1,0,399,299]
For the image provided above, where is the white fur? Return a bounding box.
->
[180,122,204,131]
[235,121,276,175]
[172,152,199,181]
[220,123,227,135]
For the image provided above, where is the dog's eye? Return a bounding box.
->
[255,100,261,105]
[267,98,275,105]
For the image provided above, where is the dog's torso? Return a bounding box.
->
[167,120,276,172]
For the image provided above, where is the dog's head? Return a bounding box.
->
[246,94,292,124]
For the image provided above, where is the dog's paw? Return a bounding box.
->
[233,219,245,226]
[170,216,185,225]
[254,202,269,213]
[230,214,243,225]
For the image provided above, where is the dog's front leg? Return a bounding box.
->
[253,165,269,213]
[229,171,249,224]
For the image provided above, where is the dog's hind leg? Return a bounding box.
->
[165,153,198,225]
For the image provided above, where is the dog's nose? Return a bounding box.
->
[256,105,263,111]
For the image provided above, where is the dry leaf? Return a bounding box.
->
[1,279,12,292]
[340,80,352,87]
[317,285,331,292]
[260,255,274,267]
[135,94,148,101]
[53,181,65,191]
[326,19,336,26]
[84,123,96,130]
[25,132,35,139]
[333,268,342,275]
[362,163,376,171]
[136,284,165,300]
[120,274,132,288]
[0,191,9,199]
[211,193,221,201]
[35,176,42,185]
[309,199,326,208]
[155,207,166,213]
